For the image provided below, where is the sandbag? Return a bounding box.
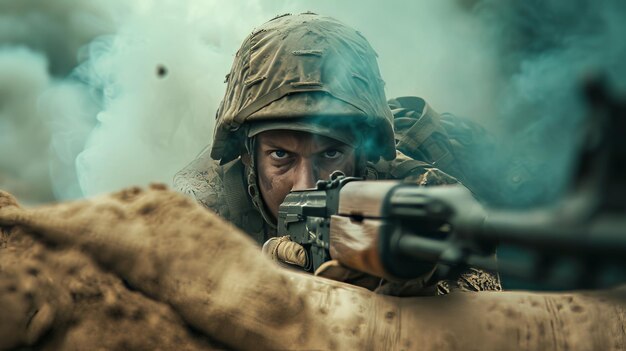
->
[0,186,624,350]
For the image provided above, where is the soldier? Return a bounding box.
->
[174,12,500,295]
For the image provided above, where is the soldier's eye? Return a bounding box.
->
[323,150,342,159]
[270,150,289,159]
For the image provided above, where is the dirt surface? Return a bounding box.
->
[0,185,333,350]
[0,185,624,351]
[0,227,219,350]
[0,188,227,350]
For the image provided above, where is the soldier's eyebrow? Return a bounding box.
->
[314,139,351,152]
[260,139,288,148]
[258,138,298,152]
[257,134,352,153]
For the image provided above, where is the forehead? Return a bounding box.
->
[255,130,351,149]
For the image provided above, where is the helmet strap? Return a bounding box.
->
[244,135,278,233]
[355,148,369,178]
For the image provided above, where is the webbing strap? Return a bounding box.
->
[393,98,462,178]
[423,140,458,173]
[389,159,432,179]
[396,104,441,151]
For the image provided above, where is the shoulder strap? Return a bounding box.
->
[390,96,463,179]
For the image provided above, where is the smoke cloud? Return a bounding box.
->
[0,47,53,204]
[473,0,626,205]
[0,0,624,205]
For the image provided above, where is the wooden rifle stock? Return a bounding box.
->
[329,181,397,279]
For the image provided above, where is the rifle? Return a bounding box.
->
[277,77,626,290]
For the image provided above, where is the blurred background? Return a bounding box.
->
[0,0,624,206]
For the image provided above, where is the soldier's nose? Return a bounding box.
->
[292,160,317,191]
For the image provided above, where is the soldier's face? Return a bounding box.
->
[255,130,357,220]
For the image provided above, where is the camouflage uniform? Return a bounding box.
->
[174,13,501,294]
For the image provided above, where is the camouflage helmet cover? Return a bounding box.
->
[210,12,396,163]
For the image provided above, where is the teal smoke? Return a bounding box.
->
[468,0,626,206]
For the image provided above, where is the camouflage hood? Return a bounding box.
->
[210,13,396,164]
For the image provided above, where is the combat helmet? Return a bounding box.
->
[210,12,397,164]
